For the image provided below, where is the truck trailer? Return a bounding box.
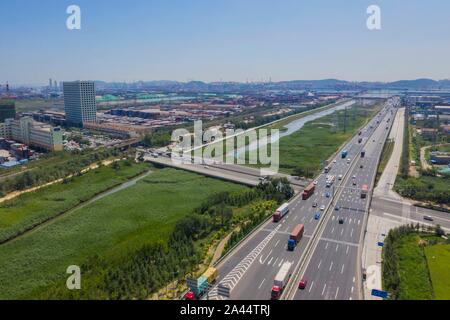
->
[302,183,315,200]
[273,203,290,222]
[287,224,304,251]
[271,262,293,300]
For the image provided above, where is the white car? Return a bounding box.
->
[320,205,326,211]
[313,180,318,185]
[333,160,337,164]
[338,175,343,180]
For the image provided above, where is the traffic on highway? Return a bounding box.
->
[206,98,400,300]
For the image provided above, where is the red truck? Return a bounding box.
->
[287,224,304,251]
[361,184,369,199]
[273,203,289,222]
[302,183,315,200]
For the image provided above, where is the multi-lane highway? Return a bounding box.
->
[288,99,399,300]
[206,98,399,300]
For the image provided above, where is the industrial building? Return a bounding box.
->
[0,117,63,151]
[0,99,16,122]
[63,81,97,126]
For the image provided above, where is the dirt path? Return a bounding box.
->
[0,169,152,246]
[210,232,233,266]
[420,143,450,171]
[0,158,121,204]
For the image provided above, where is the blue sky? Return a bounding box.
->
[1,0,449,85]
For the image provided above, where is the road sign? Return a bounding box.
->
[217,284,231,298]
[371,289,389,299]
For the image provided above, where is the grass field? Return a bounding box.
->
[270,105,381,175]
[392,234,434,300]
[383,231,450,300]
[0,168,247,299]
[424,244,450,300]
[395,175,450,205]
[0,162,149,243]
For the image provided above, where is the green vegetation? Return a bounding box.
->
[14,98,63,112]
[424,244,450,300]
[276,104,381,176]
[383,224,450,300]
[142,130,172,148]
[395,108,450,205]
[376,139,394,184]
[0,161,149,243]
[223,200,277,255]
[0,169,249,299]
[0,148,124,197]
[395,175,450,205]
[399,109,411,177]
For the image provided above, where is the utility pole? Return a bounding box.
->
[343,106,348,133]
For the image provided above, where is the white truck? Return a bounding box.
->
[326,175,336,187]
[271,262,293,300]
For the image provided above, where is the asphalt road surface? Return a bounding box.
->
[289,99,399,301]
[207,99,398,300]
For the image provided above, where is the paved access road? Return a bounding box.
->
[288,98,399,301]
[207,100,397,300]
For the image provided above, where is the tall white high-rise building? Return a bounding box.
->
[63,81,97,126]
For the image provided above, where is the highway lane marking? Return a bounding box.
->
[331,227,335,234]
[259,249,273,264]
[341,229,344,236]
[318,260,322,269]
[335,244,339,252]
[258,278,266,290]
[325,243,329,250]
[207,224,282,300]
[350,228,354,238]
[329,261,334,271]
[274,240,280,248]
[309,281,314,293]
[273,258,279,266]
[351,286,354,293]
[278,259,284,267]
[267,257,273,265]
[335,287,340,299]
[320,237,359,248]
[341,264,345,274]
[353,277,356,283]
[322,284,327,296]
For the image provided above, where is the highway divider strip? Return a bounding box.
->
[282,104,390,300]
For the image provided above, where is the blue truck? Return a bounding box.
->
[341,150,348,158]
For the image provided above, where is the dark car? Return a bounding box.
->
[339,218,345,224]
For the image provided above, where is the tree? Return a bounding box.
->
[435,225,446,237]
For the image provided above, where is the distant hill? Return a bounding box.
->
[94,78,450,92]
